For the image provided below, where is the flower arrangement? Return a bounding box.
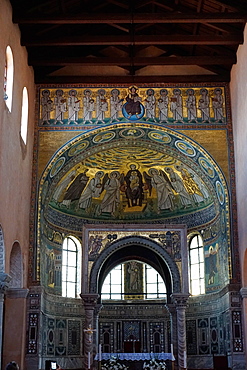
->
[101,356,128,370]
[143,357,167,370]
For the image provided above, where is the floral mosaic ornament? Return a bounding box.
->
[101,356,128,370]
[143,357,167,370]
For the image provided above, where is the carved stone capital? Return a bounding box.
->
[6,288,29,299]
[171,293,190,309]
[240,287,247,299]
[0,273,11,294]
[80,293,99,309]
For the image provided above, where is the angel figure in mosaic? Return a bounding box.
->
[212,88,224,122]
[198,88,210,122]
[170,88,183,122]
[186,89,197,122]
[143,168,175,213]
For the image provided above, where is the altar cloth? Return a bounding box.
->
[94,353,175,361]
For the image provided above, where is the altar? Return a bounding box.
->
[94,352,175,369]
[94,353,175,361]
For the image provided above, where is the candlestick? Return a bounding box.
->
[99,344,102,362]
[171,344,174,358]
[88,351,90,369]
[184,350,186,369]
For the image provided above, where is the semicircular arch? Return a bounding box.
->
[89,235,181,302]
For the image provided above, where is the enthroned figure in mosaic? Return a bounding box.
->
[124,164,144,207]
[158,89,169,122]
[110,88,124,122]
[54,89,67,123]
[68,89,80,124]
[170,88,183,122]
[198,88,210,122]
[125,86,142,118]
[186,89,197,122]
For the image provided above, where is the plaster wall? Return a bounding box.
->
[230,22,247,362]
[0,0,35,280]
[230,26,247,285]
[0,0,35,368]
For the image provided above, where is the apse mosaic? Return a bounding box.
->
[37,122,230,293]
[38,85,227,126]
[39,127,227,228]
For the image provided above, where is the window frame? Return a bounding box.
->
[189,233,205,296]
[62,235,81,298]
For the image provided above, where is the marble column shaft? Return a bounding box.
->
[81,294,99,369]
[171,293,190,370]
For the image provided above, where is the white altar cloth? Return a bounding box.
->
[94,353,175,361]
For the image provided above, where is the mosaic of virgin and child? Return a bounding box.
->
[51,162,210,219]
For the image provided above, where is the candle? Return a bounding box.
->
[171,344,174,357]
[99,344,102,362]
[184,350,186,369]
[88,351,90,369]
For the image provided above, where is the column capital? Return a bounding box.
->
[240,287,247,299]
[171,292,190,309]
[0,273,11,294]
[80,293,99,308]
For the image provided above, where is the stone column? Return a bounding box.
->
[240,287,247,367]
[0,273,11,370]
[81,294,99,370]
[94,304,103,355]
[171,293,190,370]
[166,303,177,368]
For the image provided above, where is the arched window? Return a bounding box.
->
[4,46,14,112]
[189,234,205,295]
[101,262,167,300]
[62,236,81,298]
[9,242,23,288]
[21,87,28,144]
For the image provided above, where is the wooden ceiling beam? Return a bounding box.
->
[22,34,243,46]
[28,55,236,66]
[34,73,231,85]
[13,12,247,24]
